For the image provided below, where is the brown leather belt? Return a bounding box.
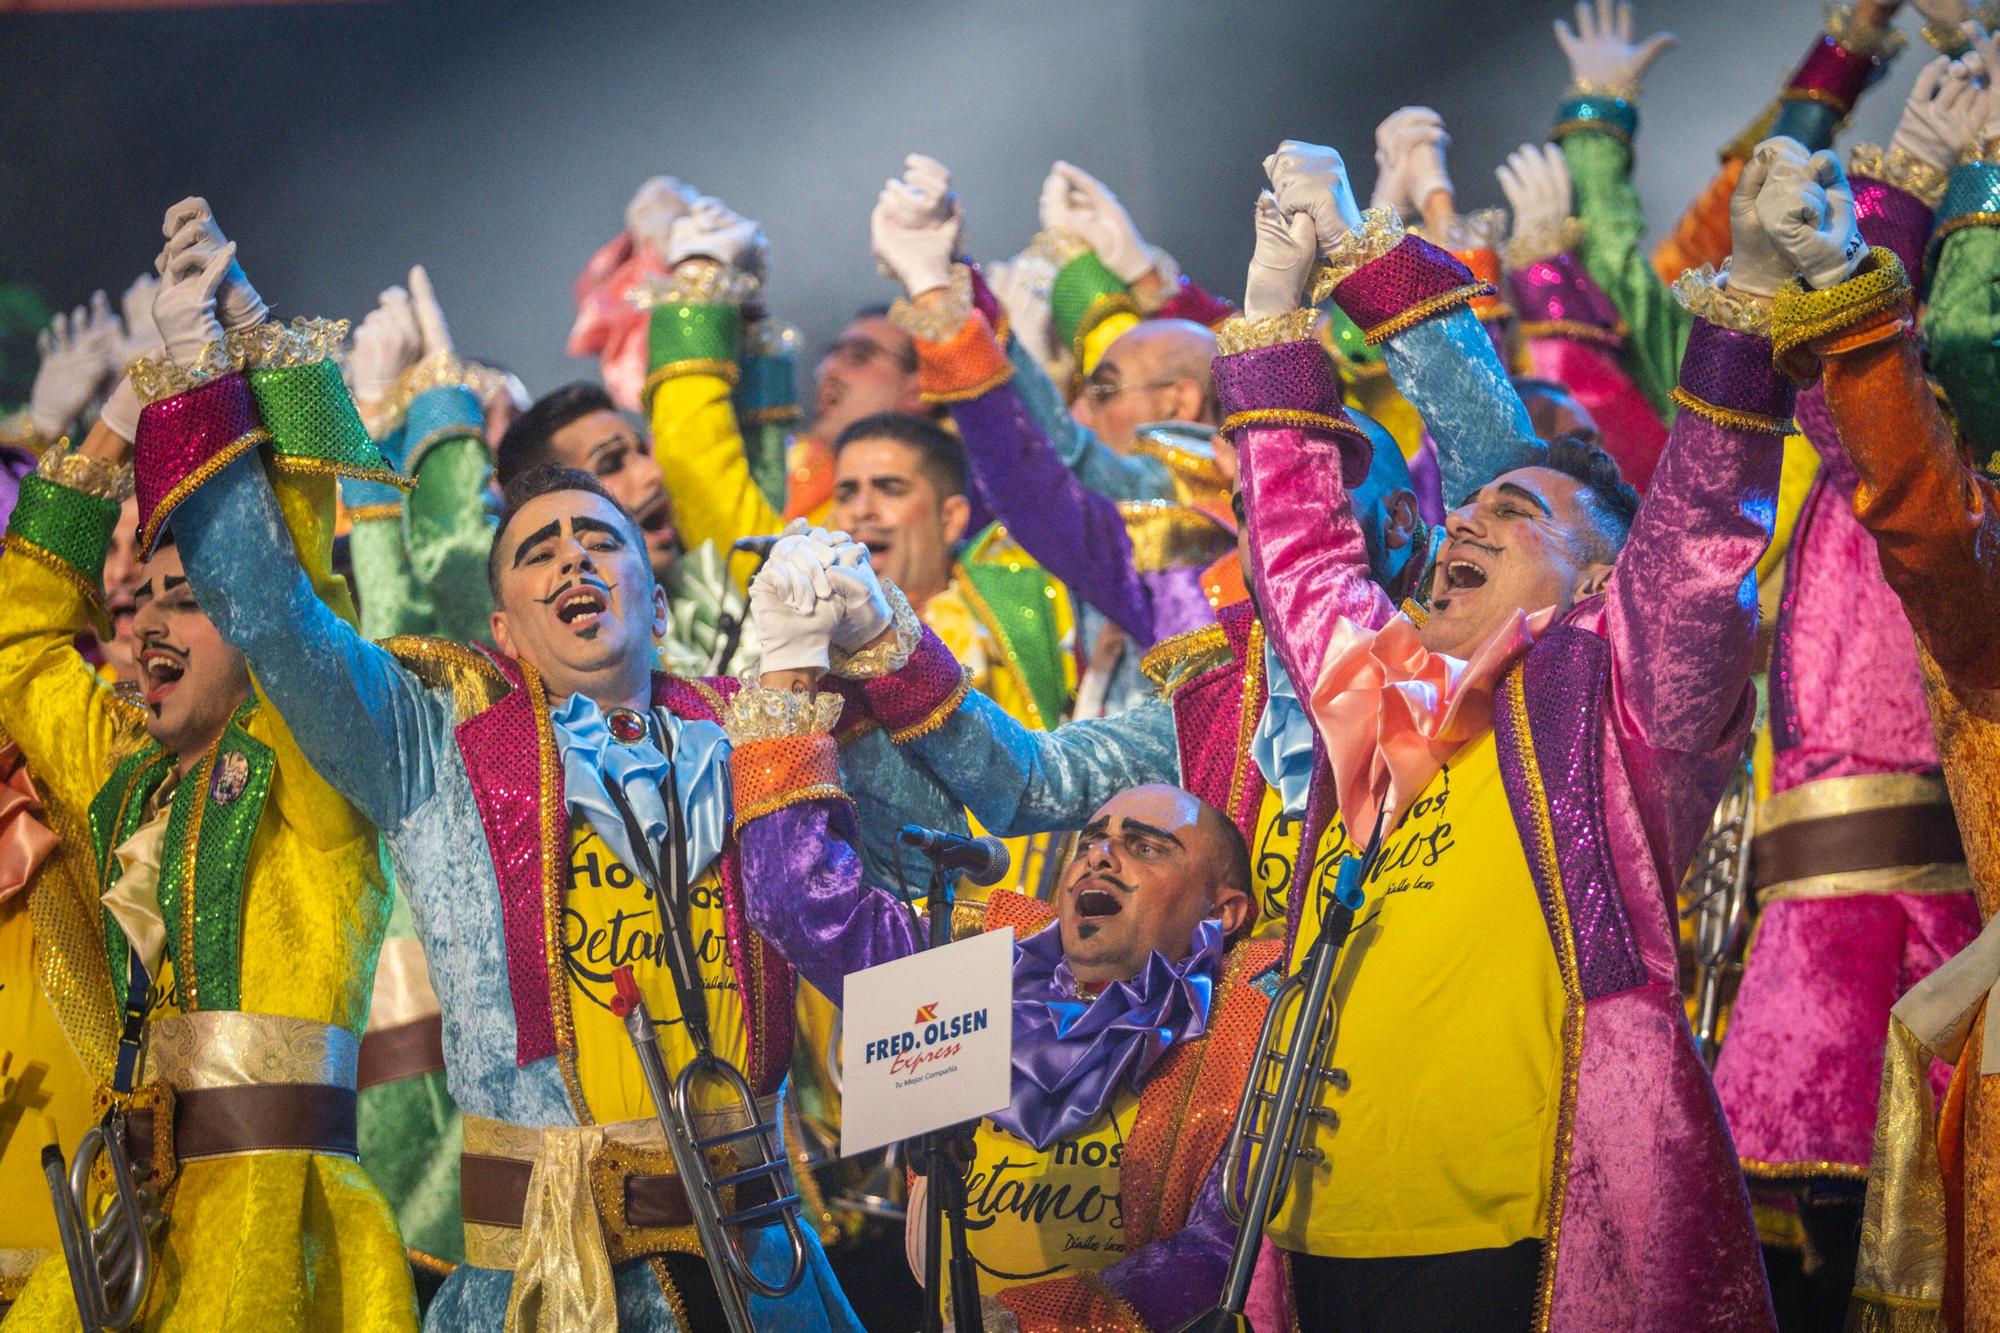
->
[127,1083,358,1170]
[1751,801,1965,890]
[461,1151,697,1230]
[356,1015,447,1091]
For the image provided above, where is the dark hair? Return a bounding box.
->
[496,382,616,488]
[486,464,641,596]
[1193,795,1255,936]
[1540,433,1640,562]
[832,411,968,500]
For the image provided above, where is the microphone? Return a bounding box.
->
[898,824,1012,886]
[732,535,780,557]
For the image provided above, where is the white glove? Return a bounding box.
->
[157,198,269,332]
[1757,147,1866,291]
[1497,144,1574,250]
[111,274,162,371]
[876,154,966,261]
[1959,24,2000,144]
[30,292,118,439]
[151,238,235,363]
[1553,0,1677,96]
[985,257,1059,364]
[625,176,699,257]
[407,264,455,358]
[1264,140,1364,258]
[347,289,423,403]
[1890,54,1985,172]
[1722,139,1803,299]
[870,178,958,298]
[749,547,841,674]
[1242,192,1319,320]
[665,196,767,270]
[1371,108,1451,218]
[1038,162,1154,284]
[99,376,142,443]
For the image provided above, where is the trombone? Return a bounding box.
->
[1680,741,1757,1066]
[612,965,809,1333]
[41,1106,159,1331]
[1178,825,1386,1333]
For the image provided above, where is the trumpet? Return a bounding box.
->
[611,964,809,1333]
[1680,741,1757,1067]
[1178,830,1384,1333]
[41,1107,158,1331]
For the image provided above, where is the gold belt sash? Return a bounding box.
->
[1753,772,1973,903]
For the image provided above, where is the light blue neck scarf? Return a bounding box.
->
[1248,637,1315,815]
[548,693,732,884]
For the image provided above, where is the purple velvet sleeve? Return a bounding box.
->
[948,383,1170,647]
[1094,1151,1233,1328]
[1218,340,1394,703]
[1605,319,1784,759]
[736,797,928,1006]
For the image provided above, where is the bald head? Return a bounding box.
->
[1084,319,1220,451]
[1057,784,1255,985]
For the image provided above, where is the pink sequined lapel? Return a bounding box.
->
[1170,601,1264,842]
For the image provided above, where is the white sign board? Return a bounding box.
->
[838,927,1014,1157]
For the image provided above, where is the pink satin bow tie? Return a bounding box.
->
[1309,607,1554,838]
[0,740,58,906]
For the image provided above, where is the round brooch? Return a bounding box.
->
[605,707,649,745]
[210,750,251,806]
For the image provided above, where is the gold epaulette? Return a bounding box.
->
[1139,620,1233,698]
[1130,427,1232,511]
[381,635,511,723]
[1117,500,1237,574]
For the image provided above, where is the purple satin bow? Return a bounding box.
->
[991,918,1223,1150]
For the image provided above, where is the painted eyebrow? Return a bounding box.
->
[1080,817,1111,840]
[585,433,630,458]
[509,520,562,567]
[1119,819,1185,849]
[1496,482,1552,516]
[570,516,627,544]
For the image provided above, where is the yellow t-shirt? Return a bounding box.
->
[1246,780,1346,942]
[562,821,748,1122]
[951,1088,1141,1291]
[1268,730,1566,1259]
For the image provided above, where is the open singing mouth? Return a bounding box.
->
[138,645,187,708]
[1073,879,1126,920]
[543,578,613,630]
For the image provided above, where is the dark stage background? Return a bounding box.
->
[0,0,1921,400]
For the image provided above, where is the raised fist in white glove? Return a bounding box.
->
[112,274,162,371]
[625,176,699,258]
[1722,139,1803,300]
[871,170,959,298]
[666,196,767,271]
[152,238,236,363]
[1371,108,1452,219]
[30,292,119,439]
[1756,145,1866,291]
[1242,192,1319,320]
[824,550,892,651]
[1553,0,1677,97]
[1264,140,1364,257]
[347,288,423,404]
[407,264,455,358]
[158,198,269,332]
[1497,144,1574,257]
[749,545,841,674]
[1038,162,1154,284]
[1957,24,2000,145]
[1890,54,1985,172]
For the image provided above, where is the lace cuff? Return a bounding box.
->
[35,438,133,502]
[1214,309,1320,356]
[1504,216,1587,270]
[725,690,848,826]
[723,686,846,742]
[1309,207,1407,291]
[1671,266,1774,338]
[130,317,348,404]
[889,264,976,345]
[1823,3,1905,61]
[828,582,921,679]
[1848,144,1950,208]
[627,259,762,310]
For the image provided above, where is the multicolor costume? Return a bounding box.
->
[1227,224,1778,1328]
[714,677,1282,1331]
[1,321,418,1329]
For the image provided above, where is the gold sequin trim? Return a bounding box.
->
[346,502,402,524]
[1363,283,1493,345]
[721,686,845,743]
[626,260,761,310]
[1220,407,1358,438]
[130,317,350,403]
[267,456,411,494]
[1781,86,1857,111]
[733,784,853,829]
[1022,226,1094,270]
[380,634,510,721]
[888,667,973,744]
[1554,117,1632,149]
[1848,144,1950,209]
[1669,386,1792,435]
[1223,620,1267,821]
[1741,1154,1871,1181]
[828,581,922,679]
[35,439,134,501]
[1518,318,1626,347]
[136,428,271,555]
[522,660,591,1120]
[1215,308,1320,356]
[921,361,1014,406]
[1771,248,1911,362]
[889,264,975,344]
[1504,217,1589,270]
[1314,206,1408,289]
[1672,266,1775,337]
[1137,621,1230,694]
[1566,76,1639,101]
[642,360,741,411]
[177,741,220,1011]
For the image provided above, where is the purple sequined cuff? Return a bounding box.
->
[1669,320,1794,434]
[1332,235,1488,344]
[862,626,972,742]
[133,371,270,556]
[1213,339,1342,420]
[1851,176,1934,287]
[1784,34,1876,115]
[1509,252,1625,345]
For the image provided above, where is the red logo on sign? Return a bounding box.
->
[913,1002,938,1024]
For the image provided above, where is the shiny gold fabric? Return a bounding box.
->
[143,1011,358,1091]
[504,1122,618,1333]
[1852,1017,1951,1330]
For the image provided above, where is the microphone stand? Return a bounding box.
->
[908,860,985,1333]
